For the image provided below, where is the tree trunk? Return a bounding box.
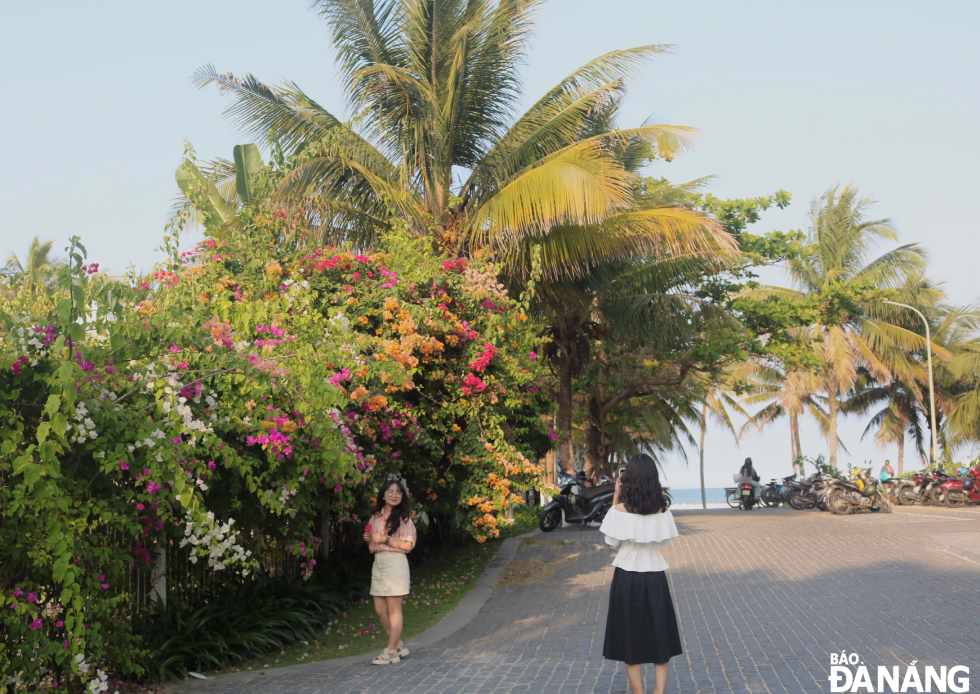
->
[790,413,802,475]
[699,401,707,509]
[558,347,574,473]
[897,433,904,476]
[541,413,557,482]
[585,395,606,478]
[827,382,839,470]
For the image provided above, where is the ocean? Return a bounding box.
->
[667,487,730,509]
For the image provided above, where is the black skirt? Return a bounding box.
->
[603,567,683,664]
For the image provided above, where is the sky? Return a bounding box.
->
[2,1,978,489]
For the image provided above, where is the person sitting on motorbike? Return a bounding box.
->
[733,458,763,501]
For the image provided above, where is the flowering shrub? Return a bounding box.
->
[0,165,553,688]
[0,236,359,688]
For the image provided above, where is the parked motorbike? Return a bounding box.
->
[914,468,951,506]
[934,466,980,507]
[825,468,892,515]
[760,478,785,507]
[887,477,918,505]
[539,471,615,532]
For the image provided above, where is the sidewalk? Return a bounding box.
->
[169,506,980,693]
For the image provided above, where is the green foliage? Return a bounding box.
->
[142,566,369,681]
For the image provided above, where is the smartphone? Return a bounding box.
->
[617,467,626,477]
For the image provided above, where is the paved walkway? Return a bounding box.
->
[173,505,980,693]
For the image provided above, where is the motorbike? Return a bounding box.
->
[825,468,892,515]
[914,468,950,505]
[738,482,758,510]
[934,466,980,507]
[760,478,787,507]
[887,477,918,505]
[539,471,615,532]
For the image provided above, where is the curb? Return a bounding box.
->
[166,528,541,691]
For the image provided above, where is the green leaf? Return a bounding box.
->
[51,412,68,437]
[52,555,70,582]
[71,283,85,310]
[58,362,75,383]
[45,394,62,416]
[36,422,50,444]
[66,323,84,343]
[58,299,73,324]
[23,463,42,485]
[110,330,124,350]
[233,144,263,204]
[176,159,237,226]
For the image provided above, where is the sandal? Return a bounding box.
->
[371,648,401,665]
[396,639,410,658]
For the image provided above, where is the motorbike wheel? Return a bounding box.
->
[726,492,740,508]
[919,489,933,506]
[787,491,809,510]
[871,493,893,513]
[539,508,562,533]
[946,491,969,508]
[826,490,853,515]
[594,501,612,524]
[929,488,947,507]
[899,488,918,505]
[761,489,781,508]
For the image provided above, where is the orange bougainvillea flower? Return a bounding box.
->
[350,386,369,399]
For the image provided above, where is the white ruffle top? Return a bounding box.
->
[599,507,679,572]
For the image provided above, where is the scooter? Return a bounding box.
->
[935,466,980,507]
[738,482,758,510]
[539,472,615,532]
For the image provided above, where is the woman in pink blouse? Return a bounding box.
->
[362,479,417,665]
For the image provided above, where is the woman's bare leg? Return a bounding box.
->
[373,596,391,641]
[385,595,404,651]
[625,663,644,694]
[653,662,670,694]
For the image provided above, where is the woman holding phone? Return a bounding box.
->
[600,454,682,694]
[362,479,417,665]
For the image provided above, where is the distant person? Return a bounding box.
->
[733,457,763,500]
[880,460,895,483]
[600,453,682,694]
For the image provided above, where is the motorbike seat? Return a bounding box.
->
[581,484,614,502]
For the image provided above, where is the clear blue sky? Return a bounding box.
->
[2,1,977,487]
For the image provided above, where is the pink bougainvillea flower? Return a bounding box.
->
[136,503,144,511]
[29,618,43,630]
[27,593,37,603]
[119,461,129,471]
[13,589,23,597]
[63,641,69,649]
[55,620,64,627]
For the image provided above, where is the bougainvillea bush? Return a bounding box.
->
[0,200,552,688]
[209,202,554,543]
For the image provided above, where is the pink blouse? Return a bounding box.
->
[368,511,417,554]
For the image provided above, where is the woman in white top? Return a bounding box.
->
[600,453,682,694]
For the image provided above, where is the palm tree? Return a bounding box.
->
[194,1,717,276]
[845,377,926,475]
[783,185,929,468]
[4,236,62,298]
[693,374,747,509]
[194,1,738,472]
[739,360,831,475]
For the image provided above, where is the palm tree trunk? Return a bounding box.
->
[827,382,839,470]
[789,413,799,472]
[558,347,574,473]
[897,434,904,476]
[699,401,707,510]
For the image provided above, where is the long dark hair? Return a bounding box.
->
[740,457,754,478]
[375,479,411,536]
[620,454,668,515]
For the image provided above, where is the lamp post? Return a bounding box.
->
[883,300,939,466]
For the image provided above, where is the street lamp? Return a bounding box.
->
[882,300,939,466]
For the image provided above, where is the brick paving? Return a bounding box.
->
[176,505,980,693]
